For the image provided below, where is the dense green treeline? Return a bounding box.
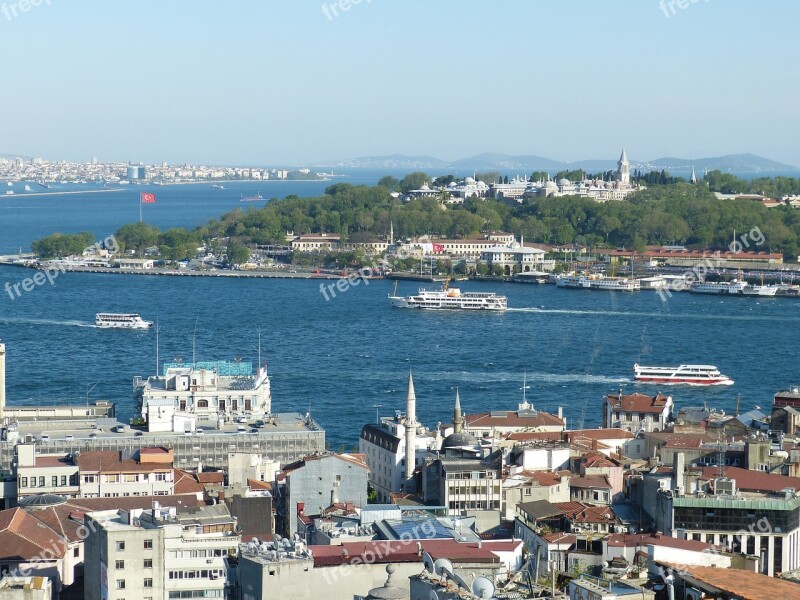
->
[32,174,800,261]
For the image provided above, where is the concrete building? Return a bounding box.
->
[0,577,52,600]
[84,503,240,600]
[14,445,80,500]
[480,241,547,275]
[289,233,341,252]
[360,416,439,504]
[0,412,323,474]
[275,453,369,537]
[651,460,800,577]
[135,360,272,430]
[603,392,673,433]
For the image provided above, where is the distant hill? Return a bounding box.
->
[314,152,797,174]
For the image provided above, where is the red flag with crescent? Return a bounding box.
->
[140,192,156,203]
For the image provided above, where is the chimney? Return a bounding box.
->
[672,452,685,496]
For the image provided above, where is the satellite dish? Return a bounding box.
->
[433,558,454,578]
[451,573,470,591]
[422,551,435,573]
[472,576,495,600]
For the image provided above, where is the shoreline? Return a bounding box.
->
[1,188,127,198]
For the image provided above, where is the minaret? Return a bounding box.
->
[0,342,5,422]
[618,149,630,186]
[453,388,463,434]
[404,370,417,491]
[690,166,698,184]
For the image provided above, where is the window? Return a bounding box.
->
[116,541,125,551]
[30,478,37,488]
[144,559,153,569]
[144,578,153,588]
[60,475,67,486]
[73,548,79,558]
[20,477,27,487]
[38,476,45,487]
[116,580,125,590]
[335,475,342,482]
[144,539,153,549]
[52,476,58,487]
[115,560,124,570]
[155,473,166,482]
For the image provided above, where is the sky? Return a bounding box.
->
[0,0,798,167]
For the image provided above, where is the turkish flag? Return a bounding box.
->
[140,192,156,203]
[432,243,444,253]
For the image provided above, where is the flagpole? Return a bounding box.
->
[139,193,142,223]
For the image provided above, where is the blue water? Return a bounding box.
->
[0,177,798,449]
[0,268,796,449]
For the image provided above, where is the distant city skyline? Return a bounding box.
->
[1,1,798,166]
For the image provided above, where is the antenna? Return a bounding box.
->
[471,576,495,600]
[192,316,198,368]
[422,551,435,573]
[155,318,160,378]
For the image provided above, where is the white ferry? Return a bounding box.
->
[633,364,733,386]
[95,313,154,329]
[556,274,640,291]
[388,280,507,311]
[689,279,749,295]
[741,284,780,297]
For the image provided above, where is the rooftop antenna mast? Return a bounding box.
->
[192,316,198,368]
[258,327,262,371]
[155,318,160,378]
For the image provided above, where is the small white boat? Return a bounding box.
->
[95,313,153,329]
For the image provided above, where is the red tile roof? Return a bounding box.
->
[696,466,800,493]
[661,564,800,599]
[569,475,611,489]
[310,539,504,567]
[196,472,224,484]
[554,502,618,524]
[607,393,671,413]
[0,508,67,561]
[173,469,206,495]
[76,450,172,473]
[607,533,714,553]
[465,411,564,429]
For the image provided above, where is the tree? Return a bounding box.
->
[399,172,431,194]
[377,176,400,192]
[226,244,251,266]
[115,222,160,255]
[32,232,95,258]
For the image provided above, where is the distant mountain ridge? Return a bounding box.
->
[315,152,797,174]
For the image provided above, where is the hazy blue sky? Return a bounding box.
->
[1,0,798,166]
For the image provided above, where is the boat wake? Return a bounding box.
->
[0,317,93,328]
[427,369,630,386]
[507,307,800,322]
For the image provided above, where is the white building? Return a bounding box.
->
[290,233,341,252]
[603,392,673,433]
[359,376,439,503]
[480,241,547,275]
[136,361,272,431]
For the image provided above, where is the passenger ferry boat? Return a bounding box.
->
[689,279,749,295]
[633,364,733,386]
[95,313,153,329]
[556,274,640,292]
[388,280,507,311]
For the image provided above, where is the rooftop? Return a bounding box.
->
[661,563,800,599]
